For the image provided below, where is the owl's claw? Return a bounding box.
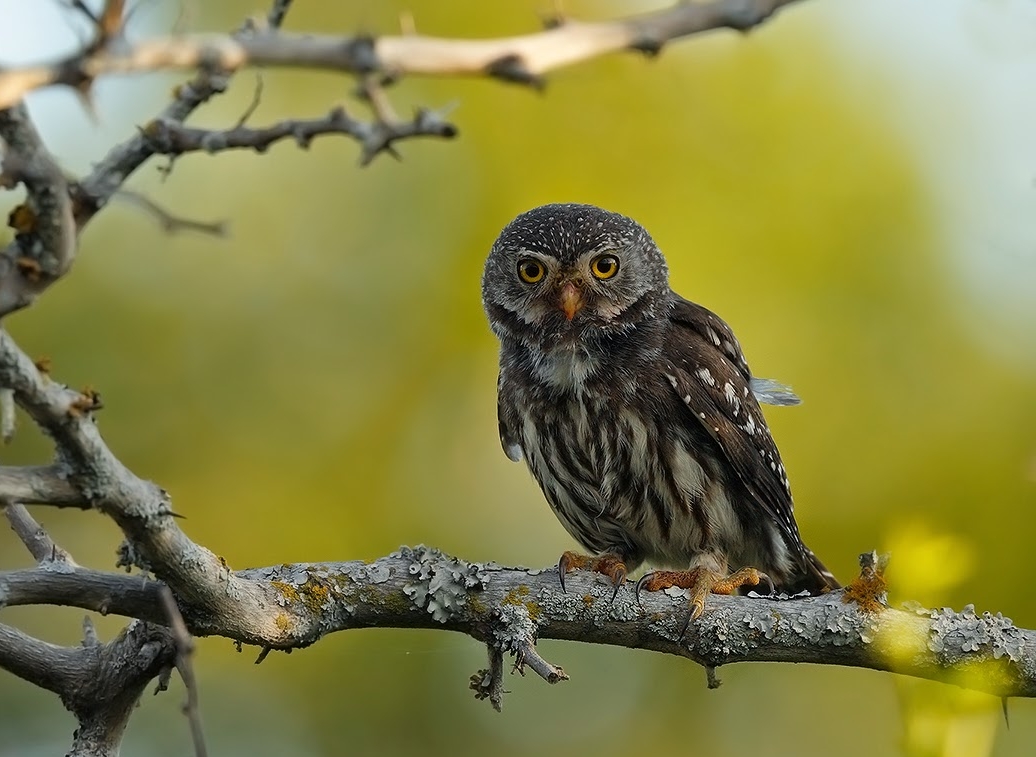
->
[636,566,771,634]
[558,551,628,601]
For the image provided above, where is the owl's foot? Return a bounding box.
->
[635,566,772,625]
[558,551,628,600]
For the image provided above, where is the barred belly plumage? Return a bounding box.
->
[516,388,746,572]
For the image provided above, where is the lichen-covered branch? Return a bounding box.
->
[3,546,1035,708]
[0,0,803,109]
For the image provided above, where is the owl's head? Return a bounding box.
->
[482,204,671,347]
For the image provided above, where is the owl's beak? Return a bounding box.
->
[559,282,584,320]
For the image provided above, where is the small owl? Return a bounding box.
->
[482,203,837,619]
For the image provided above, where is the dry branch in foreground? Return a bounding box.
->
[0,0,804,107]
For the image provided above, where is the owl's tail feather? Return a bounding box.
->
[786,547,841,595]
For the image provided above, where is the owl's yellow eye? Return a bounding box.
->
[517,258,545,283]
[590,254,620,280]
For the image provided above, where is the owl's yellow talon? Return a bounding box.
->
[558,551,628,600]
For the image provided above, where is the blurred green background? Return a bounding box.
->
[2,1,1035,755]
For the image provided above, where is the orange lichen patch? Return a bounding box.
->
[9,205,36,234]
[301,580,331,611]
[842,559,888,614]
[271,580,300,603]
[68,387,103,417]
[272,575,342,614]
[503,585,530,605]
[15,256,42,282]
[274,612,292,632]
[33,356,52,374]
[503,584,541,621]
[582,595,594,607]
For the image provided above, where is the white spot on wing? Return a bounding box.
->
[744,414,756,435]
[695,367,716,387]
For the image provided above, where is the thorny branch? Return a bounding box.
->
[140,105,457,167]
[0,0,799,317]
[0,0,804,107]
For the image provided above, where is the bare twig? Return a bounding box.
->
[70,0,297,227]
[140,106,457,165]
[0,0,804,108]
[160,587,208,757]
[514,638,569,684]
[114,189,227,236]
[2,501,75,564]
[234,74,265,128]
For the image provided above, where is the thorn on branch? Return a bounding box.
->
[154,665,173,695]
[706,665,722,689]
[342,36,380,75]
[485,54,545,90]
[721,0,784,32]
[82,615,100,647]
[629,36,665,57]
[3,502,76,564]
[267,0,295,30]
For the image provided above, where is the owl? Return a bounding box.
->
[482,203,837,619]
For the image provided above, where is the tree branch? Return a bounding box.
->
[0,105,77,316]
[3,500,76,564]
[0,619,175,757]
[139,105,457,166]
[0,0,804,109]
[0,464,85,507]
[2,547,1035,708]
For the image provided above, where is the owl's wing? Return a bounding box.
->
[664,296,804,553]
[673,298,802,407]
[497,374,524,462]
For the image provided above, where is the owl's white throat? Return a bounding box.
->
[530,342,599,392]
